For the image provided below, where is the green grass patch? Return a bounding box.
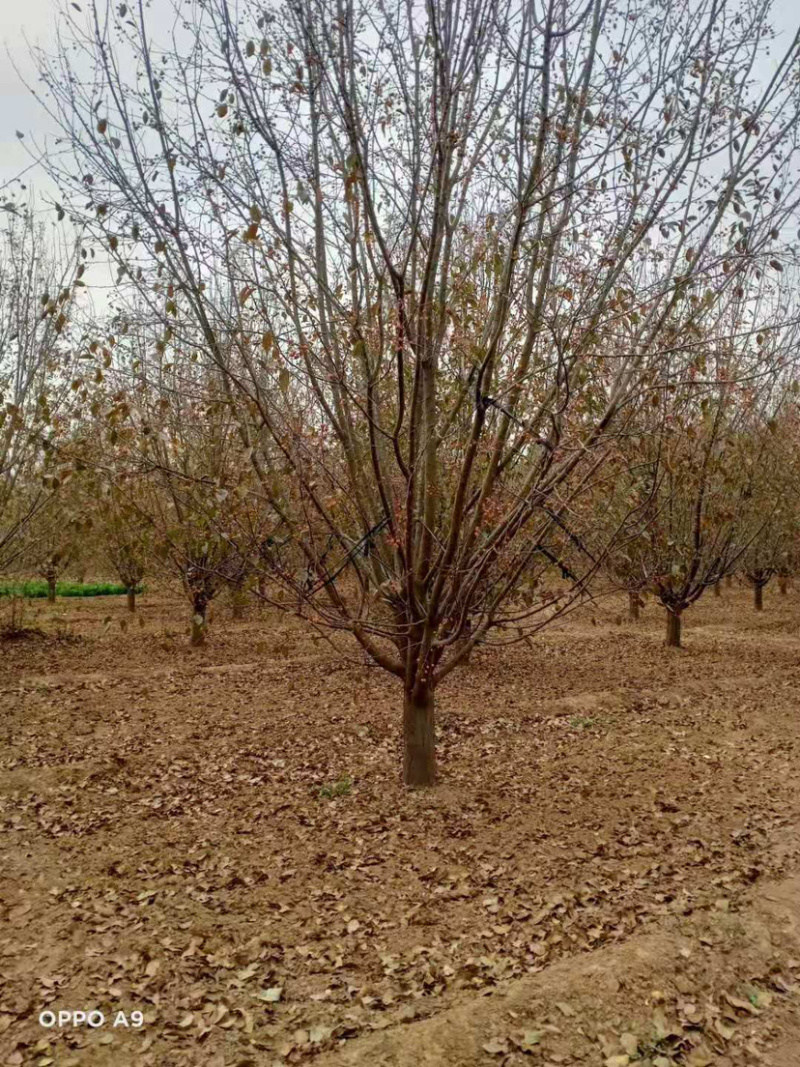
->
[0,581,143,599]
[318,775,353,799]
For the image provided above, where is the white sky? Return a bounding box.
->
[1,0,68,206]
[2,0,799,208]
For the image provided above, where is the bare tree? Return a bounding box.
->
[25,502,83,601]
[0,206,78,573]
[119,366,260,645]
[741,407,800,610]
[35,0,800,781]
[96,485,150,611]
[606,315,797,647]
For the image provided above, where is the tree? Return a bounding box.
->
[26,501,82,601]
[120,363,259,645]
[606,328,796,647]
[0,205,78,573]
[97,486,150,611]
[741,407,800,610]
[36,0,800,782]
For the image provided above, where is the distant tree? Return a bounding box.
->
[604,316,797,647]
[126,370,258,645]
[97,486,150,612]
[741,408,800,610]
[26,503,82,602]
[0,206,78,573]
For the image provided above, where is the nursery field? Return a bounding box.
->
[7,0,800,1065]
[2,587,800,1067]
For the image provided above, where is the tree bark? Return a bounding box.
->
[456,619,474,663]
[779,576,788,595]
[191,601,207,646]
[403,686,436,786]
[714,581,721,597]
[726,574,733,588]
[47,576,56,603]
[754,583,763,611]
[665,609,682,648]
[127,587,136,613]
[628,591,640,621]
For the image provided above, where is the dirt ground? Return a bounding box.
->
[1,584,800,1067]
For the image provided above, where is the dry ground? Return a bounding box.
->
[1,584,800,1067]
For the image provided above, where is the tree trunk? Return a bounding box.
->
[779,576,788,595]
[628,591,640,621]
[47,576,56,603]
[403,686,436,786]
[127,587,136,613]
[726,574,733,588]
[665,609,682,648]
[754,583,763,611]
[232,588,246,619]
[714,581,721,597]
[191,602,207,646]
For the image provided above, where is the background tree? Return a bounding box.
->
[608,323,794,647]
[25,496,83,601]
[96,484,150,612]
[116,364,259,645]
[0,205,79,574]
[741,406,800,609]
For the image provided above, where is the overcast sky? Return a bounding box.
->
[1,0,67,205]
[2,0,799,209]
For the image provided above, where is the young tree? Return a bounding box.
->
[37,0,800,781]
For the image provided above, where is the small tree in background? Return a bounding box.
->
[741,409,800,610]
[98,488,150,612]
[0,205,79,574]
[605,321,795,648]
[128,366,257,645]
[27,507,82,602]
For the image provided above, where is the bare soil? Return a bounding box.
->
[1,584,800,1067]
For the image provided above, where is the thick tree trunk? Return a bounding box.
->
[754,583,763,611]
[628,591,640,621]
[714,581,721,597]
[665,609,682,648]
[779,576,788,595]
[47,577,56,603]
[403,686,436,786]
[127,587,136,613]
[191,602,207,646]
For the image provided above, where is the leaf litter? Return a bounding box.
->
[1,589,800,1065]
